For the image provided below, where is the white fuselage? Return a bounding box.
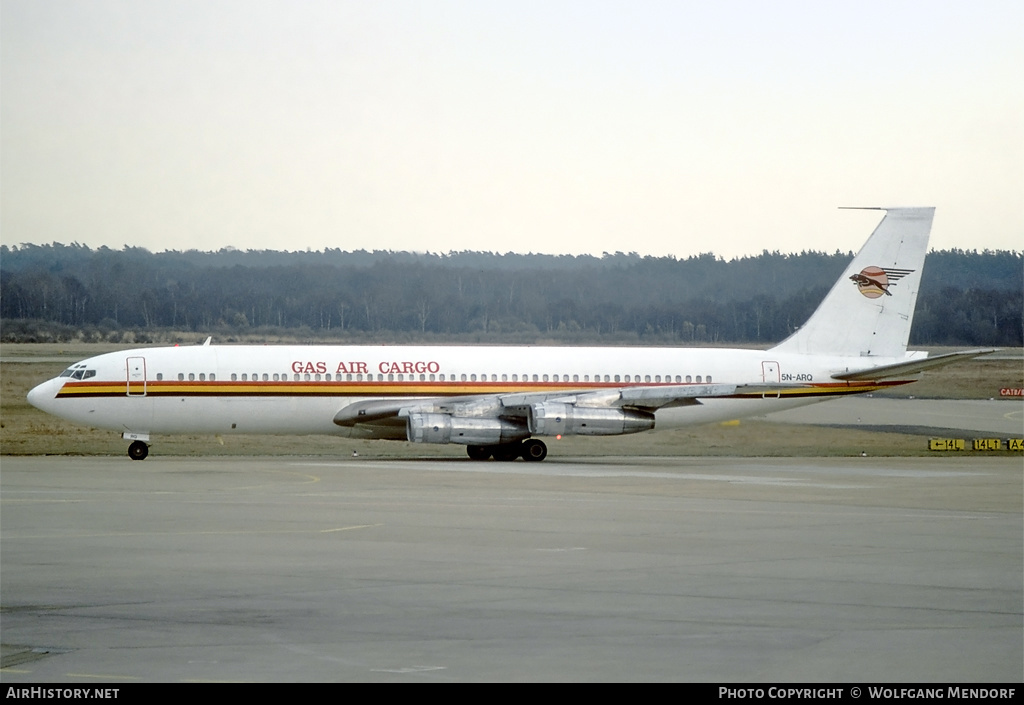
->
[27,344,909,439]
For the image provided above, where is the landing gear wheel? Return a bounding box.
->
[467,445,491,461]
[490,442,522,462]
[128,440,149,461]
[521,438,547,462]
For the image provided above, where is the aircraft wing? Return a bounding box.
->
[831,348,998,381]
[498,383,743,412]
[332,395,503,427]
[332,382,796,431]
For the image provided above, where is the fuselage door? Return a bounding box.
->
[127,356,147,396]
[761,361,780,399]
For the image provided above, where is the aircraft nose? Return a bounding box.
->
[27,378,62,413]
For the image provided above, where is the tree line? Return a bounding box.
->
[1,243,1020,346]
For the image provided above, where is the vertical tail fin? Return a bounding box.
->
[769,207,934,358]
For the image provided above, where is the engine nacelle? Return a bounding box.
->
[406,413,528,446]
[528,403,655,436]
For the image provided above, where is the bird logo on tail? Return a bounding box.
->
[849,266,914,298]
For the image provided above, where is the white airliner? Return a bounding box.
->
[27,207,993,461]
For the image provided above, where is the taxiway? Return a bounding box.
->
[1,455,1020,682]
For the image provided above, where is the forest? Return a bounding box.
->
[1,243,1021,347]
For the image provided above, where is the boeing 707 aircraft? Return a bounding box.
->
[27,207,993,461]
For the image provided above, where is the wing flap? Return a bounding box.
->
[617,383,737,407]
[503,382,803,414]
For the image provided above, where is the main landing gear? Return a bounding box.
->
[466,438,547,462]
[128,440,150,461]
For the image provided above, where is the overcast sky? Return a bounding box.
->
[2,0,1021,258]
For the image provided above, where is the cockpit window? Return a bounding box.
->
[59,366,95,380]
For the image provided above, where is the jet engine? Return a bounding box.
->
[406,413,529,446]
[527,403,655,436]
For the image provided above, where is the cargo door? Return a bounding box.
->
[126,356,147,396]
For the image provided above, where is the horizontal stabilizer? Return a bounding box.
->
[831,348,998,381]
